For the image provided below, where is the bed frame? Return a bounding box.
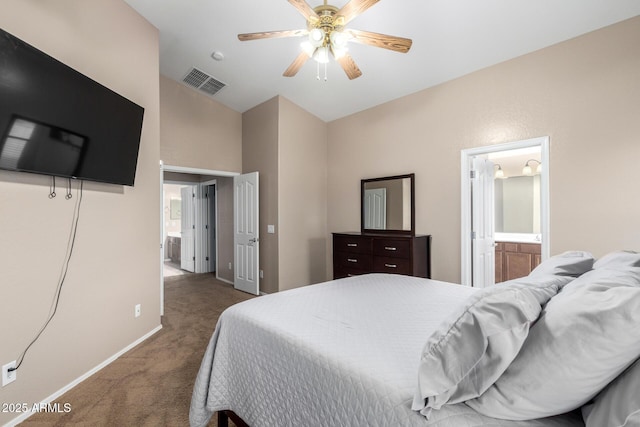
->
[217,410,249,427]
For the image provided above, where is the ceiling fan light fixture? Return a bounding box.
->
[309,28,325,47]
[329,30,348,49]
[313,46,330,64]
[300,40,315,57]
[331,46,348,59]
[238,0,413,80]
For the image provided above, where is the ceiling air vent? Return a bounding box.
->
[182,67,226,96]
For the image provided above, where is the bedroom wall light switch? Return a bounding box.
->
[2,361,16,386]
[134,304,141,318]
[267,225,275,234]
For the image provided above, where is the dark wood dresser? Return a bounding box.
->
[333,232,431,279]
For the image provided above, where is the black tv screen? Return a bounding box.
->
[0,28,144,186]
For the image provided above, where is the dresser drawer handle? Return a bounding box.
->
[385,263,397,268]
[384,246,397,251]
[347,258,358,263]
[347,243,358,247]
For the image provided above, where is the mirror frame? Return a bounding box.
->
[361,173,415,235]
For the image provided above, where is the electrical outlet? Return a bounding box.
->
[2,361,16,386]
[134,304,141,318]
[260,270,264,279]
[228,262,232,270]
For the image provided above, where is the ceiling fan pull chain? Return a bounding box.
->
[316,61,320,80]
[324,62,328,81]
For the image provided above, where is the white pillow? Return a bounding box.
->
[594,250,640,270]
[528,250,594,278]
[582,358,640,427]
[467,267,640,420]
[412,275,571,418]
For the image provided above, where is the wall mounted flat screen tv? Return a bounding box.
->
[0,28,145,186]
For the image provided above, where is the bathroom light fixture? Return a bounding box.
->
[523,159,542,175]
[494,164,505,179]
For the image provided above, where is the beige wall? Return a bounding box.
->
[327,16,640,283]
[243,97,280,294]
[159,74,243,283]
[278,97,328,290]
[216,176,235,283]
[242,96,328,293]
[0,1,160,423]
[160,75,242,173]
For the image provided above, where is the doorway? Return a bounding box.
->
[162,182,197,278]
[159,164,239,315]
[461,137,550,287]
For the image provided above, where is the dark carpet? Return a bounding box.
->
[20,274,254,426]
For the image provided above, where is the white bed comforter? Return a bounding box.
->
[190,274,583,427]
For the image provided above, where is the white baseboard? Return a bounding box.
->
[215,276,266,296]
[3,325,163,427]
[216,275,234,286]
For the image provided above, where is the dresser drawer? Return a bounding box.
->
[373,238,411,259]
[373,256,412,275]
[333,232,431,280]
[333,234,372,254]
[333,266,367,279]
[335,251,372,271]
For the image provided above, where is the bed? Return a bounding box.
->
[190,251,640,427]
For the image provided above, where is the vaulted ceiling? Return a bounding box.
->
[124,0,640,121]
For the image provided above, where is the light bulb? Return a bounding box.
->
[330,30,348,49]
[313,46,329,64]
[332,46,347,59]
[309,28,325,48]
[300,41,315,57]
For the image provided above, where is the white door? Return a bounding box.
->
[363,188,386,229]
[180,186,195,272]
[471,157,495,288]
[234,172,259,295]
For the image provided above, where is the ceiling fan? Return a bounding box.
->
[237,0,413,80]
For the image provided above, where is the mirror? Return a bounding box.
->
[495,175,541,234]
[361,173,415,235]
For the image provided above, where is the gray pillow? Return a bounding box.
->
[582,358,640,427]
[528,250,594,278]
[412,275,571,418]
[467,267,640,420]
[594,250,640,270]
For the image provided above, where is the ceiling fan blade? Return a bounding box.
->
[283,51,310,77]
[238,29,307,41]
[346,29,412,53]
[336,0,380,25]
[336,53,362,80]
[288,0,320,22]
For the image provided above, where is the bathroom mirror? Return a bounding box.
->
[361,173,415,235]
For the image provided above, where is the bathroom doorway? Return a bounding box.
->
[461,137,550,287]
[162,182,197,278]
